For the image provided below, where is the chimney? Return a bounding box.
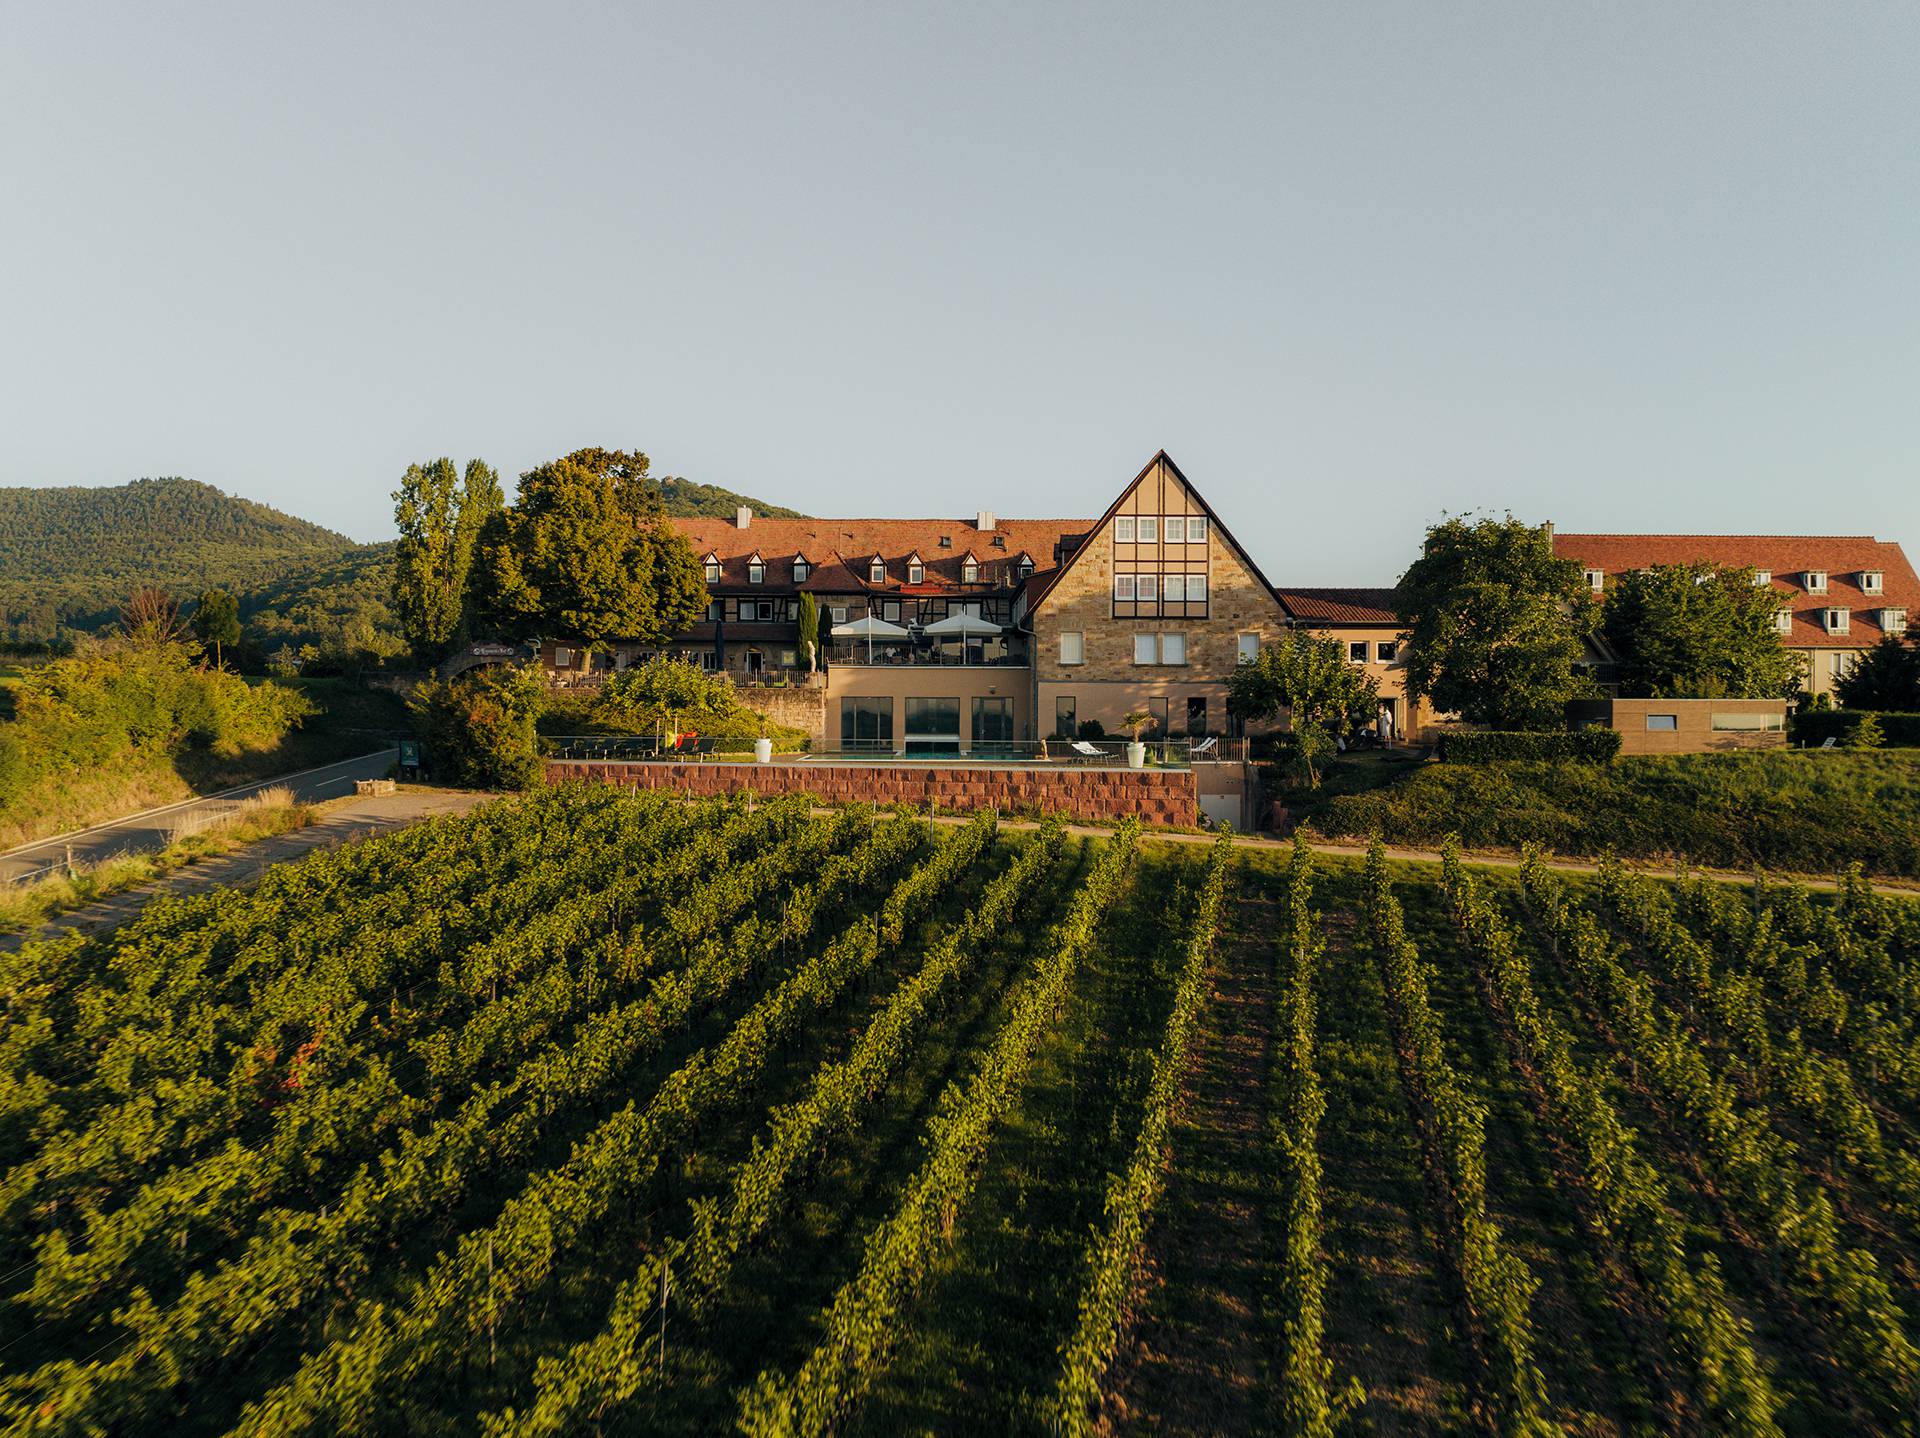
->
[976,510,995,532]
[735,506,752,530]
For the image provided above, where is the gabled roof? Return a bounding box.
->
[1553,533,1920,646]
[1275,587,1401,625]
[672,515,1091,595]
[1023,450,1287,618]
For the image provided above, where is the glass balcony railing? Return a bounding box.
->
[824,642,1026,668]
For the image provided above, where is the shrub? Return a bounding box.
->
[1436,728,1622,764]
[1791,710,1920,748]
[410,664,545,790]
[1847,713,1886,750]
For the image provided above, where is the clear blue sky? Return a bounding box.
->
[3,3,1915,583]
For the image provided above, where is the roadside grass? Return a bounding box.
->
[0,786,314,933]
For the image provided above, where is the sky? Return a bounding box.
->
[1,3,1915,583]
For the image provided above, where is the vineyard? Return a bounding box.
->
[1,787,1919,1435]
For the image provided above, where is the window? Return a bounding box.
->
[1114,574,1136,602]
[907,559,924,585]
[706,600,723,622]
[744,647,763,673]
[830,606,848,624]
[699,650,719,672]
[1645,714,1678,731]
[747,560,764,585]
[1138,574,1158,602]
[1712,711,1786,732]
[1884,608,1909,635]
[1862,571,1884,595]
[1187,515,1207,543]
[972,697,1014,747]
[1184,574,1207,603]
[882,600,901,622]
[1824,607,1850,634]
[938,535,951,547]
[1019,557,1034,579]
[1349,641,1369,663]
[869,559,886,584]
[1830,652,1855,679]
[1138,516,1158,543]
[553,646,572,669]
[1186,696,1208,735]
[1753,569,1771,586]
[793,559,810,582]
[1054,695,1077,738]
[1164,516,1185,543]
[1584,569,1605,592]
[1148,697,1168,734]
[904,695,961,755]
[840,697,894,749]
[962,558,979,583]
[702,557,721,583]
[1059,631,1085,665]
[1237,632,1260,664]
[745,599,774,621]
[1133,633,1158,664]
[1159,632,1187,665]
[1377,641,1399,663]
[1805,570,1828,593]
[1774,610,1793,634]
[1115,517,1135,543]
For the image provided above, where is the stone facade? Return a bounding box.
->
[1027,454,1290,738]
[545,759,1197,825]
[731,678,829,737]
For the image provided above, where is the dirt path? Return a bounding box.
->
[0,788,492,952]
[1106,889,1277,1436]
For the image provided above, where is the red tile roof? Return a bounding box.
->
[672,516,1090,595]
[1553,533,1919,646]
[1274,587,1401,624]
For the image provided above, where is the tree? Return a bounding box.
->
[796,592,820,672]
[1837,634,1920,711]
[475,447,707,647]
[1228,631,1380,786]
[408,663,545,790]
[392,458,503,663]
[598,654,741,736]
[1395,515,1593,730]
[1601,563,1800,699]
[120,586,189,649]
[190,588,240,668]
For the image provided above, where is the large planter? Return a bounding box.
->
[754,738,773,764]
[1126,741,1146,769]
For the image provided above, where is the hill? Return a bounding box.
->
[0,478,360,639]
[656,475,805,519]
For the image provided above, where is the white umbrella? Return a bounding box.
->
[920,613,1002,638]
[833,613,910,663]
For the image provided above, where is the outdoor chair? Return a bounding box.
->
[1191,736,1218,757]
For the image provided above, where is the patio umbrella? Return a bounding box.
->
[919,613,1002,638]
[833,613,911,663]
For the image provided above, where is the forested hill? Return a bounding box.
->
[0,478,361,635]
[656,475,804,519]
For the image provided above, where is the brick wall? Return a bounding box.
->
[545,760,1198,825]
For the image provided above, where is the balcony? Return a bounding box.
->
[824,640,1026,669]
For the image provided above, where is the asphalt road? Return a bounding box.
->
[0,749,399,884]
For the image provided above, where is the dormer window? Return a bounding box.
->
[1753,570,1772,586]
[793,557,810,583]
[937,535,952,548]
[1824,607,1850,634]
[702,553,721,584]
[1805,570,1828,594]
[961,556,979,584]
[746,553,764,585]
[1018,555,1034,579]
[1862,571,1884,595]
[1583,569,1605,593]
[1775,610,1794,635]
[1882,608,1908,635]
[906,554,924,585]
[991,534,1006,548]
[868,557,887,584]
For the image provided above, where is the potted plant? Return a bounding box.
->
[1120,709,1152,768]
[753,713,774,765]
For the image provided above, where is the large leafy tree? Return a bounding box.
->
[476,447,707,647]
[1395,516,1593,730]
[1837,634,1920,711]
[1227,631,1379,785]
[392,458,503,663]
[1601,563,1801,699]
[189,588,240,668]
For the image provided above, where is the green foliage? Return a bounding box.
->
[0,478,361,641]
[1792,709,1920,747]
[409,664,545,790]
[1436,728,1622,763]
[796,592,820,671]
[189,589,240,667]
[1848,712,1886,749]
[1228,632,1380,786]
[1601,563,1800,699]
[1310,750,1920,876]
[1838,635,1920,711]
[475,448,708,645]
[654,474,804,519]
[236,547,406,674]
[390,458,503,662]
[1394,515,1594,730]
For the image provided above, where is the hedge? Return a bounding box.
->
[1437,728,1623,764]
[1790,710,1920,747]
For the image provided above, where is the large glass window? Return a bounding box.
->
[840,697,893,750]
[1054,694,1077,738]
[972,697,1014,750]
[1186,695,1208,735]
[905,696,962,755]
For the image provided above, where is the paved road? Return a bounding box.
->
[0,749,400,884]
[0,787,491,951]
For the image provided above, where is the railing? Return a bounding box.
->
[823,644,1026,669]
[543,735,1248,768]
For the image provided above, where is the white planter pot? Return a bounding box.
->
[753,737,773,764]
[1126,741,1146,769]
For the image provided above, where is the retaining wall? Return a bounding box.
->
[546,759,1198,825]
